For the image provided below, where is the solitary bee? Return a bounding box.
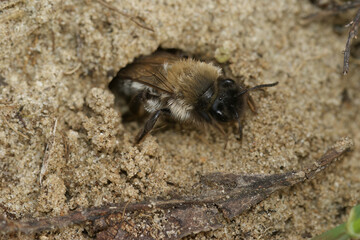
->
[110,51,278,144]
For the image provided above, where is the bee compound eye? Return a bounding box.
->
[221,79,235,88]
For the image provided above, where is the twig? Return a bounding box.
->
[94,0,154,32]
[1,113,29,139]
[39,118,58,186]
[301,0,360,75]
[343,8,360,75]
[0,137,353,239]
[303,1,360,22]
[63,63,81,75]
[14,106,26,129]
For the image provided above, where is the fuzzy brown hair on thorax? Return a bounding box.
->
[167,59,222,104]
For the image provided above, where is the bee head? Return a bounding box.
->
[209,79,278,123]
[209,78,242,122]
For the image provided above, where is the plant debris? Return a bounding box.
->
[303,0,360,74]
[0,137,353,239]
[343,7,360,75]
[304,0,360,21]
[94,0,154,32]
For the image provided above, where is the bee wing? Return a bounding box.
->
[114,52,180,94]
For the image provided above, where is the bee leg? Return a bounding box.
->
[237,120,243,140]
[136,108,170,144]
[123,92,145,122]
[247,95,257,113]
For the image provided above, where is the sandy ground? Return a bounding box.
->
[0,0,359,239]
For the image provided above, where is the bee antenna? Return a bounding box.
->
[237,82,278,96]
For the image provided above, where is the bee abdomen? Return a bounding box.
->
[121,79,151,96]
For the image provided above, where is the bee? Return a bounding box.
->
[110,51,278,144]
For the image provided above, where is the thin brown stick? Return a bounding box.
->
[303,1,360,22]
[1,113,29,139]
[94,0,154,32]
[301,0,360,75]
[39,118,58,185]
[343,8,360,75]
